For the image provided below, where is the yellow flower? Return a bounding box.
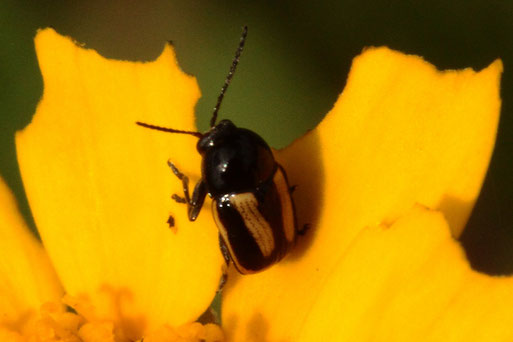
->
[1,28,511,341]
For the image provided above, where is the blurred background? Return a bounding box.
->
[1,1,511,274]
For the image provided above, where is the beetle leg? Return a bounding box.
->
[168,160,208,222]
[217,235,231,291]
[218,267,228,292]
[219,234,231,265]
[188,180,207,221]
[167,160,191,204]
[298,223,310,235]
[171,194,187,203]
[188,181,207,221]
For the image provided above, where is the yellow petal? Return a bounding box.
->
[0,178,62,329]
[299,207,513,341]
[16,28,222,335]
[284,47,501,241]
[223,48,503,340]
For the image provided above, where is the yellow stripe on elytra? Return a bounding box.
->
[230,193,275,257]
[211,201,251,274]
[274,168,295,242]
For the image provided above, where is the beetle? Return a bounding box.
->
[136,26,300,278]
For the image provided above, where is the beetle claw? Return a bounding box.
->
[167,160,185,180]
[172,194,186,203]
[298,223,310,236]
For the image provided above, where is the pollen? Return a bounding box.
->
[1,291,224,342]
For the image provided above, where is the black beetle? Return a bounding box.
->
[136,26,300,279]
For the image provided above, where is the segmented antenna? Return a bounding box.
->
[135,121,203,138]
[210,26,248,128]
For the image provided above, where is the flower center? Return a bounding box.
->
[1,286,224,342]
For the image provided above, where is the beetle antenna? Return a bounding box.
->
[136,121,203,138]
[210,25,248,128]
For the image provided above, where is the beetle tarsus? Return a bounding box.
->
[168,161,207,222]
[171,194,186,203]
[167,160,185,179]
[298,223,310,236]
[217,236,230,292]
[217,270,228,292]
[168,161,192,204]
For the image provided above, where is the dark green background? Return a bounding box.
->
[1,1,512,274]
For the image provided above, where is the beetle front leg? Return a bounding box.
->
[188,181,207,221]
[168,160,207,222]
[168,160,191,203]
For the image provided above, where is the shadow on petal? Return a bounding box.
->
[224,311,274,342]
[277,129,324,262]
[437,195,474,238]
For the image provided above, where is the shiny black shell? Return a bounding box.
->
[198,120,297,273]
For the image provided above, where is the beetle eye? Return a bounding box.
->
[196,136,211,154]
[218,119,232,125]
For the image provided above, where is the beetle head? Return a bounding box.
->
[197,119,236,154]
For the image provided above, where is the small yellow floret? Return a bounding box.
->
[78,322,115,342]
[1,294,223,342]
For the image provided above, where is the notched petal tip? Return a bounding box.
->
[478,58,503,77]
[158,42,200,83]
